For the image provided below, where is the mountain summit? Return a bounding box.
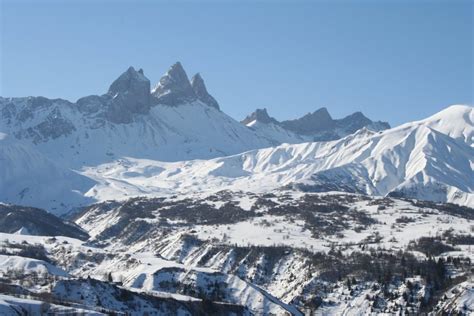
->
[241,108,279,125]
[281,107,335,134]
[191,73,220,110]
[151,62,221,109]
[106,66,151,122]
[242,107,390,142]
[151,62,197,106]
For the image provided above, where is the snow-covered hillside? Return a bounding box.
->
[2,191,471,314]
[406,104,474,147]
[0,133,94,213]
[83,105,474,206]
[0,65,472,211]
[0,63,390,168]
[0,95,273,169]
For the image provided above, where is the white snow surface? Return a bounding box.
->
[0,99,274,167]
[0,133,94,213]
[83,105,474,207]
[0,102,473,212]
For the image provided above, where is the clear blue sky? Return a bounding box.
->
[1,0,472,126]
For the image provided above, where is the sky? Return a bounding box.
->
[0,0,472,126]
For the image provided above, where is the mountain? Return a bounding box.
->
[242,107,390,142]
[0,63,276,168]
[50,191,474,314]
[282,107,336,135]
[242,108,307,144]
[0,132,94,213]
[151,62,198,106]
[0,204,88,240]
[408,104,473,147]
[0,62,390,171]
[190,73,220,110]
[0,62,472,210]
[84,105,474,206]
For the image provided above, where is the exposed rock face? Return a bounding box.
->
[242,107,390,141]
[191,73,220,110]
[241,108,279,125]
[106,66,151,123]
[6,98,76,143]
[152,62,197,106]
[281,107,335,135]
[335,111,390,134]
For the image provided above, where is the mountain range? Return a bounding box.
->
[0,62,472,315]
[0,63,472,213]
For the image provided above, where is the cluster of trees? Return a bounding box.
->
[408,237,458,256]
[0,240,51,263]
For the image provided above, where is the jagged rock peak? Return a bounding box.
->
[106,66,151,123]
[336,111,390,133]
[241,108,279,125]
[281,107,335,134]
[191,73,220,110]
[308,107,333,121]
[108,66,150,96]
[151,62,197,106]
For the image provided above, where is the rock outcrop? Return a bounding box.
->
[152,62,197,106]
[191,73,220,110]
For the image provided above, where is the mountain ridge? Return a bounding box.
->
[81,105,474,207]
[242,106,390,142]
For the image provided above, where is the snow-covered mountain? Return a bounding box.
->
[1,191,471,315]
[0,62,391,170]
[0,132,94,213]
[0,63,276,168]
[82,105,474,207]
[407,104,473,147]
[242,106,390,142]
[242,108,308,145]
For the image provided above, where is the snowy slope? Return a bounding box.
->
[0,64,277,168]
[82,105,474,206]
[69,190,474,314]
[0,133,94,213]
[246,119,308,145]
[410,104,473,147]
[0,97,274,168]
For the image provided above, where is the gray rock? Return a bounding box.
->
[106,66,151,123]
[281,107,335,135]
[190,73,220,110]
[17,107,76,143]
[243,106,390,141]
[76,95,108,114]
[241,108,279,125]
[335,112,390,134]
[152,62,197,106]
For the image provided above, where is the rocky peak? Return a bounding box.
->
[241,108,279,125]
[335,111,390,133]
[190,73,220,110]
[151,62,197,106]
[281,107,335,135]
[108,66,150,98]
[105,66,151,123]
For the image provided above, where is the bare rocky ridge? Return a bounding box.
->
[191,72,220,110]
[241,108,279,125]
[243,106,391,141]
[151,62,198,106]
[106,66,151,123]
[282,107,336,134]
